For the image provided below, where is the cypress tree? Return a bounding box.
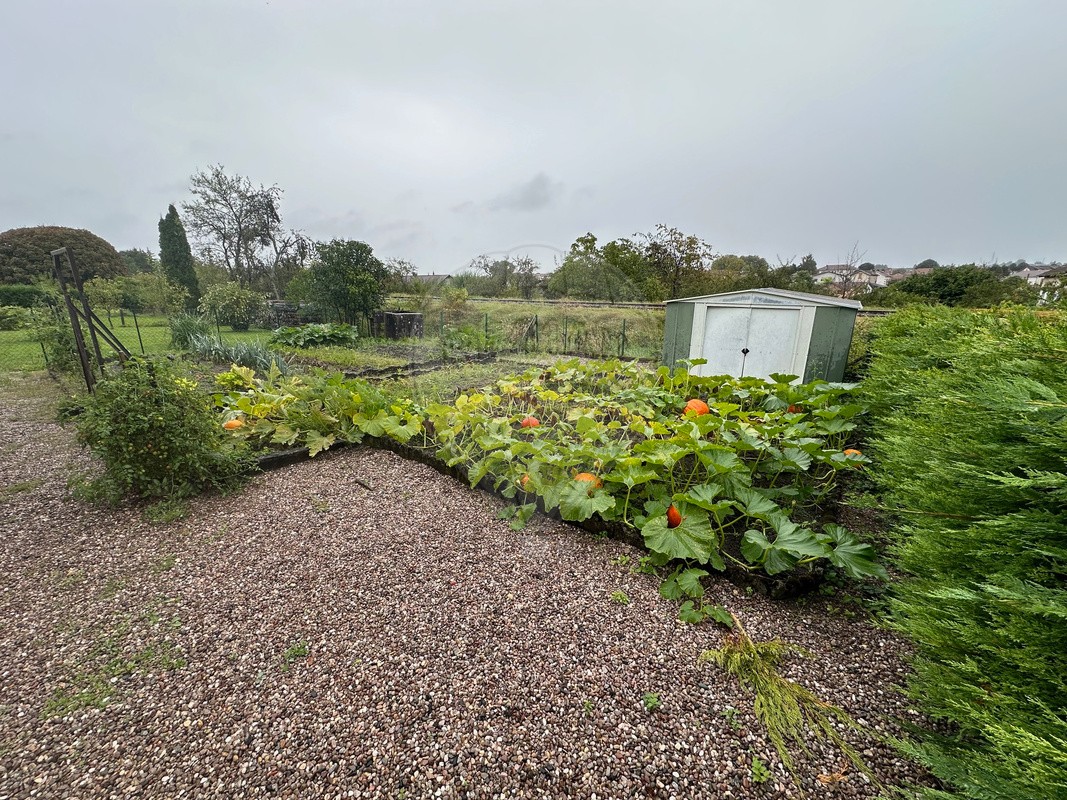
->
[158,205,200,311]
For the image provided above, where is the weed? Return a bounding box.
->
[721,705,741,731]
[43,639,185,717]
[610,554,631,567]
[699,613,872,782]
[0,478,43,499]
[582,699,594,715]
[309,496,330,514]
[98,577,126,600]
[150,554,176,575]
[207,524,230,544]
[609,590,630,606]
[280,640,309,671]
[143,498,188,524]
[642,692,661,712]
[633,556,659,575]
[750,755,772,785]
[56,569,86,590]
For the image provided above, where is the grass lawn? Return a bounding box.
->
[0,315,270,372]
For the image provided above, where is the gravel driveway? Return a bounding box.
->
[0,374,928,799]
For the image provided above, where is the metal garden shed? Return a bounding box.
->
[662,288,862,382]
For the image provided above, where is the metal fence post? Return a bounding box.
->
[132,309,145,355]
[620,318,627,359]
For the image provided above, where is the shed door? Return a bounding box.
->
[698,306,801,378]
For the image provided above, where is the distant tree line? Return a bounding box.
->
[2,166,1062,324]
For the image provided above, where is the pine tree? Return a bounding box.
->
[158,205,200,311]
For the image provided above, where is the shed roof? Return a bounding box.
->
[664,288,862,310]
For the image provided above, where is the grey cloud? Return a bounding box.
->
[488,174,565,213]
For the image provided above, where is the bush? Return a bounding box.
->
[0,283,52,308]
[860,306,1067,799]
[0,226,127,285]
[198,283,266,331]
[0,305,32,331]
[269,323,359,349]
[169,314,214,349]
[29,314,79,373]
[73,358,251,501]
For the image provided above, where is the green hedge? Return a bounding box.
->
[0,283,52,308]
[860,307,1067,799]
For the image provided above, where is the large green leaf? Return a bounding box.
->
[659,566,709,600]
[768,518,831,559]
[603,463,659,489]
[642,510,718,566]
[558,481,616,522]
[822,524,888,580]
[733,486,779,518]
[740,528,799,574]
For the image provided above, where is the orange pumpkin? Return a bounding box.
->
[683,398,709,416]
[520,474,531,490]
[574,472,603,489]
[223,418,244,430]
[520,416,540,428]
[844,448,862,457]
[667,504,682,529]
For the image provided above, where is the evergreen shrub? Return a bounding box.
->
[860,307,1067,799]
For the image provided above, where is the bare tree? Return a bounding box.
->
[834,242,868,298]
[182,165,308,298]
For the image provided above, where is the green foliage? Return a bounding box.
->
[72,358,251,502]
[609,589,630,605]
[215,358,883,583]
[885,265,1040,308]
[750,755,772,785]
[186,333,288,373]
[212,364,402,457]
[169,314,214,349]
[269,323,359,349]
[700,615,870,779]
[310,239,389,325]
[29,313,79,373]
[860,306,1067,799]
[198,282,266,330]
[119,248,159,274]
[0,226,127,285]
[0,283,53,308]
[122,272,188,314]
[0,305,32,331]
[642,692,661,712]
[158,205,201,310]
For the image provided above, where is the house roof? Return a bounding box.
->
[665,287,862,310]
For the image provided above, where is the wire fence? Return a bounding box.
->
[0,304,665,375]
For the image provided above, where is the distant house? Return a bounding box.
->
[1026,266,1067,303]
[814,265,889,295]
[1009,266,1052,287]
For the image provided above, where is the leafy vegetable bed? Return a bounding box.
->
[216,359,884,596]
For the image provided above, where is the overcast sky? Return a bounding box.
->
[3,1,1066,274]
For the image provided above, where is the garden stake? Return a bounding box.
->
[132,309,145,355]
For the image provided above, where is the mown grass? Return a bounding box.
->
[0,315,270,371]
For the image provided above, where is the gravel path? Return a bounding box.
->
[0,374,928,799]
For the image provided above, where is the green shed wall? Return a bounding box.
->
[804,307,857,382]
[662,303,695,367]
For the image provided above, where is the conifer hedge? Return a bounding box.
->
[861,307,1067,799]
